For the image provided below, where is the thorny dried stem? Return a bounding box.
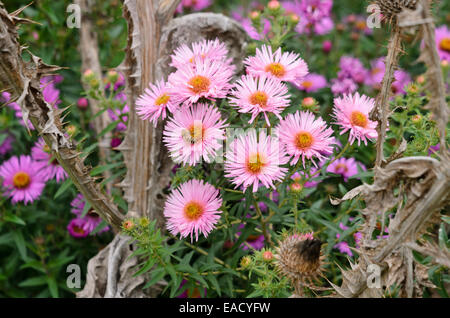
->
[0,3,124,229]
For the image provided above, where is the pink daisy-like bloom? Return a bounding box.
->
[136,80,177,126]
[163,103,228,166]
[164,179,222,242]
[338,56,368,85]
[244,45,309,86]
[71,193,109,235]
[67,218,90,238]
[2,91,34,130]
[170,38,232,70]
[295,0,334,35]
[277,111,335,167]
[433,25,450,62]
[391,70,411,95]
[224,130,289,192]
[365,57,411,94]
[333,93,378,146]
[228,75,290,126]
[40,76,62,106]
[31,138,67,183]
[296,73,328,93]
[327,157,366,182]
[0,155,46,205]
[168,57,233,106]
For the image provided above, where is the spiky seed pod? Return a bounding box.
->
[375,0,418,20]
[275,234,324,283]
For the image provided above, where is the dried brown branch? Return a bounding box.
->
[0,3,124,229]
[75,0,112,191]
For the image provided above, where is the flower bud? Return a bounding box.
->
[122,219,135,231]
[240,256,252,269]
[322,40,332,53]
[66,125,77,136]
[267,0,280,11]
[77,97,89,110]
[262,250,274,261]
[107,70,119,84]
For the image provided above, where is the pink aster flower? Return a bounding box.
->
[0,155,46,204]
[327,157,366,182]
[277,111,335,167]
[40,76,62,106]
[391,70,411,95]
[168,57,233,106]
[136,80,177,126]
[334,241,353,257]
[163,103,228,166]
[224,130,289,192]
[71,193,109,235]
[228,75,290,126]
[67,218,90,238]
[338,56,368,85]
[31,138,67,183]
[296,73,328,93]
[244,45,309,86]
[170,38,232,70]
[365,57,411,94]
[433,25,450,62]
[333,93,378,146]
[176,0,212,13]
[2,91,34,130]
[164,179,222,242]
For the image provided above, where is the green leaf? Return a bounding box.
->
[133,259,156,277]
[81,201,92,218]
[4,213,26,226]
[90,162,124,176]
[98,120,120,138]
[19,276,48,287]
[47,277,59,298]
[12,230,27,261]
[54,178,73,199]
[143,267,165,289]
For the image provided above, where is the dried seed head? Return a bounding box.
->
[374,0,418,20]
[275,233,323,282]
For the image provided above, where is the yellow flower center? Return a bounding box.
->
[265,62,286,78]
[355,21,367,31]
[249,91,268,108]
[350,111,368,128]
[184,201,204,221]
[246,153,266,174]
[440,38,450,52]
[302,81,313,88]
[372,67,382,75]
[188,75,211,94]
[13,171,30,189]
[155,94,170,106]
[182,123,204,144]
[295,132,314,150]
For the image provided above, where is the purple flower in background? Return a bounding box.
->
[295,73,328,93]
[428,144,440,155]
[40,76,62,106]
[237,214,265,251]
[176,0,212,14]
[67,218,90,238]
[391,70,411,95]
[366,57,411,94]
[331,78,357,95]
[295,0,334,35]
[241,18,271,41]
[108,104,129,131]
[2,91,34,130]
[334,222,353,257]
[0,134,13,156]
[31,138,68,183]
[70,194,109,235]
[326,157,366,182]
[338,56,368,84]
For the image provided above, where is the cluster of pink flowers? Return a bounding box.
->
[334,222,361,257]
[136,37,379,243]
[365,57,412,94]
[175,0,212,15]
[67,194,109,238]
[331,56,367,95]
[290,0,334,35]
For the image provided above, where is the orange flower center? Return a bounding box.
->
[335,163,348,173]
[13,171,30,189]
[440,38,450,52]
[249,91,268,108]
[302,81,313,88]
[182,123,204,144]
[295,132,314,150]
[73,225,86,235]
[355,21,367,30]
[246,153,266,174]
[155,94,170,106]
[265,63,286,78]
[372,67,382,75]
[350,111,368,128]
[188,75,211,94]
[184,201,204,221]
